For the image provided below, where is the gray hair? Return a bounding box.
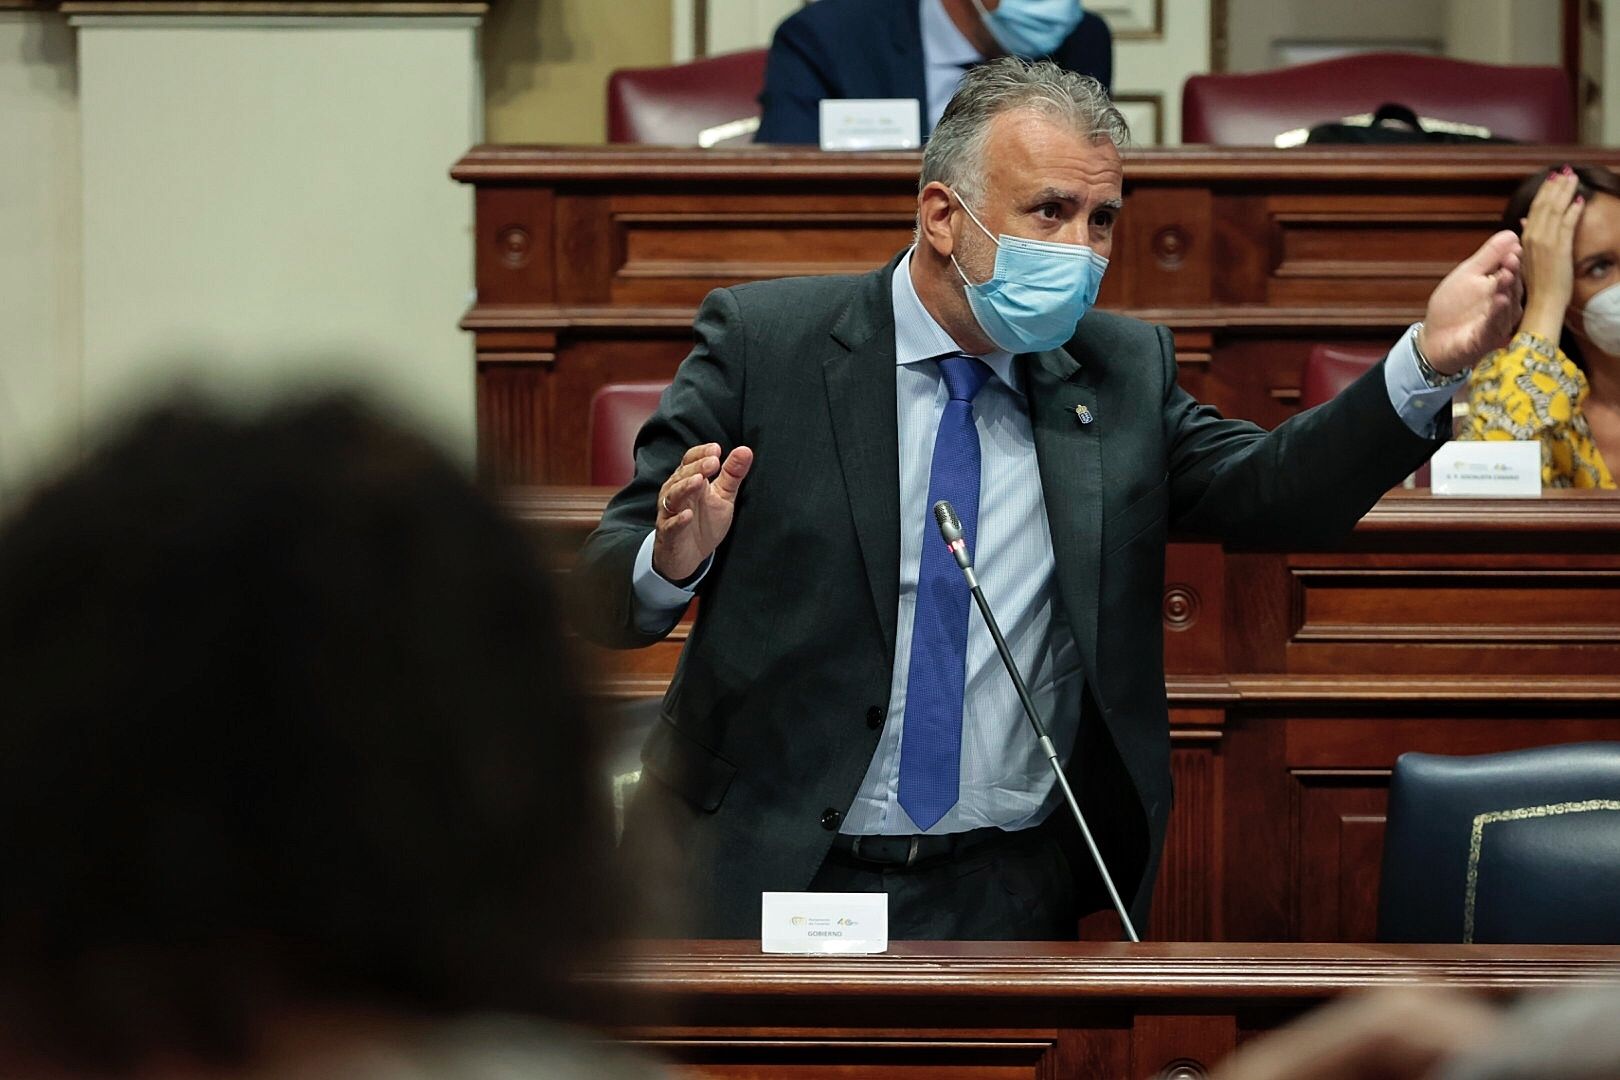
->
[919,57,1129,208]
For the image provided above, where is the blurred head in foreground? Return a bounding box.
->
[1210,985,1620,1080]
[0,395,623,1074]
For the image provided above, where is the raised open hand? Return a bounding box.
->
[1421,230,1524,376]
[651,441,754,583]
[1519,167,1584,342]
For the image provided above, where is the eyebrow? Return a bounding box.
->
[1024,188,1125,212]
[1027,187,1081,206]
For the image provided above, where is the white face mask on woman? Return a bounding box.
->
[1578,282,1620,357]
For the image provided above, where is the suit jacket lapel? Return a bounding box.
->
[1022,345,1103,681]
[824,259,903,661]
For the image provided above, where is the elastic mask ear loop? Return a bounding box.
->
[948,188,998,288]
[955,192,998,245]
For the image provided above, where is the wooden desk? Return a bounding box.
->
[455,144,1620,485]
[597,941,1620,1079]
[508,489,1620,944]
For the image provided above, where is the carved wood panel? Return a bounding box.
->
[1293,773,1387,942]
[1150,724,1223,941]
[1132,1014,1235,1080]
[473,186,555,306]
[1164,544,1224,674]
[1118,186,1213,306]
[476,361,548,486]
[459,147,1620,485]
[645,1037,1058,1079]
[1264,196,1503,307]
[612,205,915,306]
[1292,567,1620,646]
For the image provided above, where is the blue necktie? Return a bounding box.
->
[898,354,991,831]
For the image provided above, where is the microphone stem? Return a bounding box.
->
[963,573,1142,944]
[1041,740,1141,944]
[963,567,1047,743]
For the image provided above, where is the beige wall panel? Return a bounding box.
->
[0,11,81,504]
[1446,0,1560,65]
[689,0,801,57]
[1226,0,1444,72]
[77,19,479,458]
[1110,0,1209,146]
[485,0,673,143]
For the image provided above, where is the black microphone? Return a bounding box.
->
[931,498,1141,943]
[932,500,972,572]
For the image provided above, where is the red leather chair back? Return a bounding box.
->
[1182,52,1574,145]
[589,382,670,488]
[1302,343,1455,487]
[607,49,769,145]
[1301,344,1385,410]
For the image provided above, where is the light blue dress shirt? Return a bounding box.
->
[919,0,984,132]
[630,251,1456,835]
[841,250,1084,834]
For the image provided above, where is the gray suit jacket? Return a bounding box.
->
[573,253,1439,938]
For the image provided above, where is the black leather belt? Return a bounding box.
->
[830,824,1011,868]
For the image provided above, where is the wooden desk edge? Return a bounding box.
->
[587,941,1620,999]
[501,487,1620,535]
[452,144,1620,184]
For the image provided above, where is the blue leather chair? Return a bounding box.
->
[1378,743,1620,944]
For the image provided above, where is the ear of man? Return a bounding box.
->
[918,181,958,259]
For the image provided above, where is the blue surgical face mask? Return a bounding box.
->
[970,0,1085,58]
[949,191,1108,354]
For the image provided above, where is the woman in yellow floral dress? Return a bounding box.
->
[1461,164,1620,488]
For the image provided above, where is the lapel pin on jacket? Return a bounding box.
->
[1074,404,1094,425]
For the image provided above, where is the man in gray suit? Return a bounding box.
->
[574,59,1522,940]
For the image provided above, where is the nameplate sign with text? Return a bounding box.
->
[819,99,922,151]
[1430,440,1542,497]
[761,891,888,954]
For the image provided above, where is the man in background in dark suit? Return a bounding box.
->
[755,0,1112,144]
[575,59,1521,940]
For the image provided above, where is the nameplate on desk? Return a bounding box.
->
[761,891,888,954]
[819,99,922,151]
[1430,440,1542,497]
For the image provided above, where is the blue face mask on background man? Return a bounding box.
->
[949,190,1108,354]
[969,0,1085,59]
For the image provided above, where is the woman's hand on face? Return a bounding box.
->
[1520,167,1585,341]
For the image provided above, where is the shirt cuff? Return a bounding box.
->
[1383,324,1461,438]
[630,530,709,632]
